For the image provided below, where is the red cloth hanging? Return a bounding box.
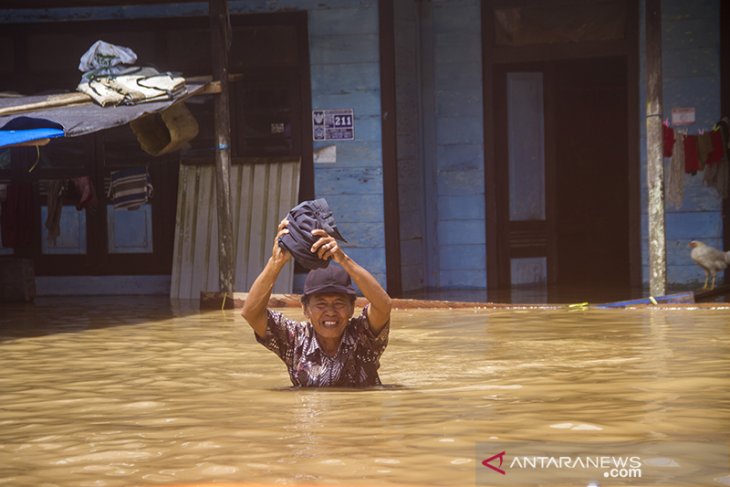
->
[684,135,699,174]
[71,176,98,211]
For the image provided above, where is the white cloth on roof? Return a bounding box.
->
[79,40,138,80]
[78,66,186,107]
[76,40,186,107]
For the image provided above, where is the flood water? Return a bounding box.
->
[1,297,729,487]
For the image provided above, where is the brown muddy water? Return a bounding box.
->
[0,297,728,487]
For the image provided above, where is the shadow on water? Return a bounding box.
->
[0,296,207,341]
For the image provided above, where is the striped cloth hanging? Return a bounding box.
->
[107,167,153,210]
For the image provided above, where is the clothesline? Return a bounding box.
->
[1,146,153,250]
[663,116,729,208]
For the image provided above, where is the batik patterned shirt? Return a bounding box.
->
[255,307,389,387]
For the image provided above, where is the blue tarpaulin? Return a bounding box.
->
[0,126,65,147]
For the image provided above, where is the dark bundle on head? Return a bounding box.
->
[278,198,347,270]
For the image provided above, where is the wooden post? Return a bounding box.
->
[722,0,729,282]
[379,0,402,297]
[209,0,235,299]
[646,0,666,296]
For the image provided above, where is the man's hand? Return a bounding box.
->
[311,229,345,264]
[272,219,292,267]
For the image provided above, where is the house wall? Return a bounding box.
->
[391,0,486,292]
[5,0,722,294]
[423,0,486,289]
[639,0,723,287]
[1,0,388,289]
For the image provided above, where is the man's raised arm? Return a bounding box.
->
[241,219,291,337]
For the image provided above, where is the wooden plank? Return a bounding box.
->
[201,290,730,311]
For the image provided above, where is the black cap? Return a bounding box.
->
[303,264,356,297]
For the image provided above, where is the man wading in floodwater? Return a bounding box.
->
[241,219,392,387]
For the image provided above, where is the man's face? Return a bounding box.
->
[303,293,355,341]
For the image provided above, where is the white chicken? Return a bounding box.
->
[689,240,730,290]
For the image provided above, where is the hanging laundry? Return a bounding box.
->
[1,182,34,248]
[717,117,730,160]
[684,134,699,175]
[704,157,729,199]
[708,129,725,165]
[70,176,98,211]
[703,122,729,199]
[666,131,685,209]
[45,180,65,245]
[697,132,713,171]
[108,167,153,210]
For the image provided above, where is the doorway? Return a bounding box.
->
[483,0,639,300]
[492,58,630,294]
[554,57,630,287]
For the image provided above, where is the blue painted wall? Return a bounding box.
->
[392,0,485,291]
[639,0,723,287]
[429,0,486,289]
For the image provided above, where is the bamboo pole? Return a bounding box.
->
[646,0,666,296]
[209,0,235,300]
[0,92,91,116]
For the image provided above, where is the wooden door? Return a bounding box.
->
[493,64,556,287]
[493,57,630,289]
